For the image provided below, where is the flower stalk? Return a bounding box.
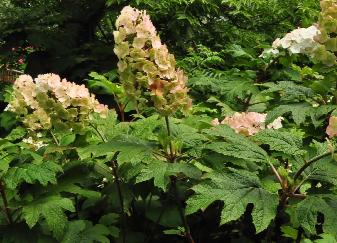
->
[92,124,126,243]
[164,116,195,243]
[0,181,13,224]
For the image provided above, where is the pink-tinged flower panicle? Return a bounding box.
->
[212,112,284,136]
[114,6,191,115]
[9,74,108,132]
[326,116,337,138]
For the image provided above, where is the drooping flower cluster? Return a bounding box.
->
[212,112,283,136]
[113,6,191,115]
[261,0,337,66]
[8,74,108,132]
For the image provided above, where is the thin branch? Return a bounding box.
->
[172,177,195,243]
[50,130,60,146]
[289,193,306,199]
[244,92,253,111]
[248,101,267,106]
[89,123,107,142]
[144,207,165,243]
[268,161,285,190]
[292,168,318,194]
[293,150,335,181]
[296,227,303,243]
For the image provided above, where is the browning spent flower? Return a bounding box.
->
[326,116,337,138]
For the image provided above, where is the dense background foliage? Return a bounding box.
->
[1,0,337,243]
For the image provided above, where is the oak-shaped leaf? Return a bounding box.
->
[136,160,202,191]
[4,161,63,189]
[186,169,278,233]
[22,195,75,239]
[61,220,110,243]
[265,103,312,125]
[253,129,306,156]
[292,195,337,240]
[204,125,269,164]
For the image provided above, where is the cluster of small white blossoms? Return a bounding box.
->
[114,6,191,115]
[8,74,108,131]
[212,112,283,136]
[260,26,321,58]
[22,136,47,150]
[261,0,337,66]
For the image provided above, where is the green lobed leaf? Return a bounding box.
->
[186,169,278,233]
[265,103,313,125]
[204,124,269,164]
[261,81,313,101]
[136,160,202,191]
[22,196,75,239]
[61,220,111,243]
[253,129,306,156]
[77,135,154,165]
[294,195,337,239]
[4,161,63,189]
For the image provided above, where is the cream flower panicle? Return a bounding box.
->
[9,73,109,132]
[271,26,320,53]
[261,0,337,66]
[114,6,191,115]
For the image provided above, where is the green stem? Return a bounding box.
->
[164,116,195,243]
[111,158,126,243]
[293,150,334,181]
[164,116,174,160]
[50,130,59,146]
[268,161,285,190]
[244,92,253,111]
[0,181,13,224]
[292,168,317,194]
[171,177,195,243]
[92,124,126,243]
[89,123,107,142]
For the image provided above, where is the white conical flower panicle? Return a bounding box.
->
[114,6,191,115]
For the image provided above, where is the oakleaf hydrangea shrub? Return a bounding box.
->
[114,6,191,115]
[2,3,337,243]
